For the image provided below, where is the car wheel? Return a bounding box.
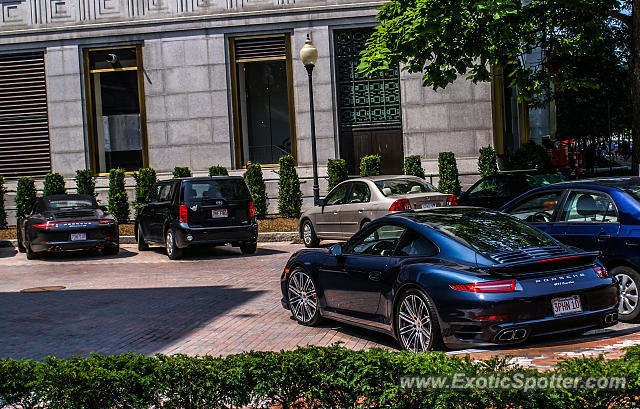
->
[287,267,322,326]
[25,241,38,260]
[302,219,320,248]
[137,224,149,251]
[16,227,26,253]
[395,288,443,352]
[165,229,183,260]
[240,242,257,255]
[613,266,640,322]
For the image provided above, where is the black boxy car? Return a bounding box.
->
[17,194,119,259]
[135,177,258,259]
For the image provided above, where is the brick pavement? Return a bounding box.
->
[0,243,639,369]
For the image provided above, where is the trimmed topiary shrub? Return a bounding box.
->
[74,170,96,197]
[478,146,498,178]
[172,167,191,178]
[43,173,66,196]
[133,168,157,217]
[245,163,267,219]
[0,176,6,229]
[15,177,36,216]
[277,155,302,218]
[403,155,426,179]
[360,155,381,177]
[209,165,229,177]
[108,168,129,224]
[510,140,553,172]
[327,159,348,191]
[438,152,461,195]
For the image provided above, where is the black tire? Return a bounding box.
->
[165,228,183,260]
[25,241,38,260]
[612,266,640,323]
[16,227,26,253]
[394,288,444,352]
[240,242,257,255]
[287,267,322,326]
[301,219,320,248]
[137,224,149,251]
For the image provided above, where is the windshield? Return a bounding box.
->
[375,178,438,197]
[409,209,559,256]
[184,180,251,202]
[625,187,640,204]
[45,198,96,210]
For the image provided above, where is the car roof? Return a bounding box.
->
[42,194,95,201]
[391,206,501,225]
[551,176,640,190]
[173,176,244,181]
[348,175,425,183]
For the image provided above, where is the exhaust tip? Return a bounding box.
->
[496,328,527,342]
[604,312,618,324]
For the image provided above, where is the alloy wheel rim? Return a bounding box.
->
[288,270,317,322]
[398,294,432,352]
[616,272,638,315]
[166,232,173,256]
[303,223,312,245]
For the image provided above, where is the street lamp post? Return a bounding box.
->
[300,35,320,206]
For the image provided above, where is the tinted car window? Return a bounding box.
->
[509,191,563,223]
[375,179,438,197]
[625,186,640,203]
[395,230,438,257]
[348,183,371,203]
[158,184,173,202]
[44,198,96,210]
[467,176,511,198]
[184,180,251,203]
[345,224,405,256]
[325,184,350,206]
[560,191,618,223]
[525,173,566,188]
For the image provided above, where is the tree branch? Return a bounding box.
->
[607,9,631,27]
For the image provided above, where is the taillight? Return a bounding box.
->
[446,194,458,206]
[451,279,516,293]
[33,221,57,229]
[179,205,188,223]
[594,266,609,279]
[389,198,411,211]
[249,201,256,218]
[98,219,114,225]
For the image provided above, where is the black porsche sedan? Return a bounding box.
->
[280,208,619,351]
[17,194,119,259]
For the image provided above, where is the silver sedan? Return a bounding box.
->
[299,175,452,247]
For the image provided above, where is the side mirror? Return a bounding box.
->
[317,198,325,207]
[329,243,343,257]
[136,196,147,204]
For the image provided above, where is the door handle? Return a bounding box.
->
[369,271,382,281]
[597,232,611,241]
[333,211,339,215]
[358,209,364,213]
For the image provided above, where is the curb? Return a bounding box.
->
[0,232,301,248]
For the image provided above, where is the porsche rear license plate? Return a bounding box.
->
[421,203,436,209]
[70,233,86,241]
[551,295,582,317]
[212,209,228,218]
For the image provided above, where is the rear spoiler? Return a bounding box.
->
[486,252,600,276]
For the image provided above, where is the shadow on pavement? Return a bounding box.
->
[29,247,138,262]
[0,245,16,258]
[0,285,265,360]
[148,244,289,259]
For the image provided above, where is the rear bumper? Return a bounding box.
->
[174,222,258,248]
[31,238,118,253]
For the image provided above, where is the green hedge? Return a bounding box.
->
[327,159,348,191]
[209,165,229,177]
[478,146,498,178]
[15,177,36,216]
[0,345,637,409]
[438,152,461,195]
[245,163,267,219]
[173,167,192,178]
[42,173,66,196]
[74,170,96,197]
[133,168,157,217]
[108,168,129,224]
[277,155,302,218]
[360,154,381,177]
[0,176,6,229]
[404,155,426,179]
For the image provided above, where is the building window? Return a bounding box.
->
[0,52,51,178]
[84,46,148,173]
[230,35,296,166]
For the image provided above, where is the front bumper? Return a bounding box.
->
[174,222,258,248]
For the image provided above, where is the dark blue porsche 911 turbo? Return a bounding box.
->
[280,207,619,352]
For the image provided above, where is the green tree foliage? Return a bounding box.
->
[0,176,6,229]
[108,168,129,224]
[511,141,553,172]
[74,170,96,197]
[172,167,191,178]
[478,146,498,178]
[209,165,229,176]
[403,155,426,178]
[360,155,381,177]
[277,155,303,218]
[327,159,348,191]
[438,152,461,195]
[245,164,267,219]
[133,168,157,217]
[15,177,36,216]
[42,173,66,196]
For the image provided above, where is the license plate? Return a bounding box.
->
[70,233,86,241]
[212,209,228,218]
[421,203,437,209]
[551,295,582,317]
